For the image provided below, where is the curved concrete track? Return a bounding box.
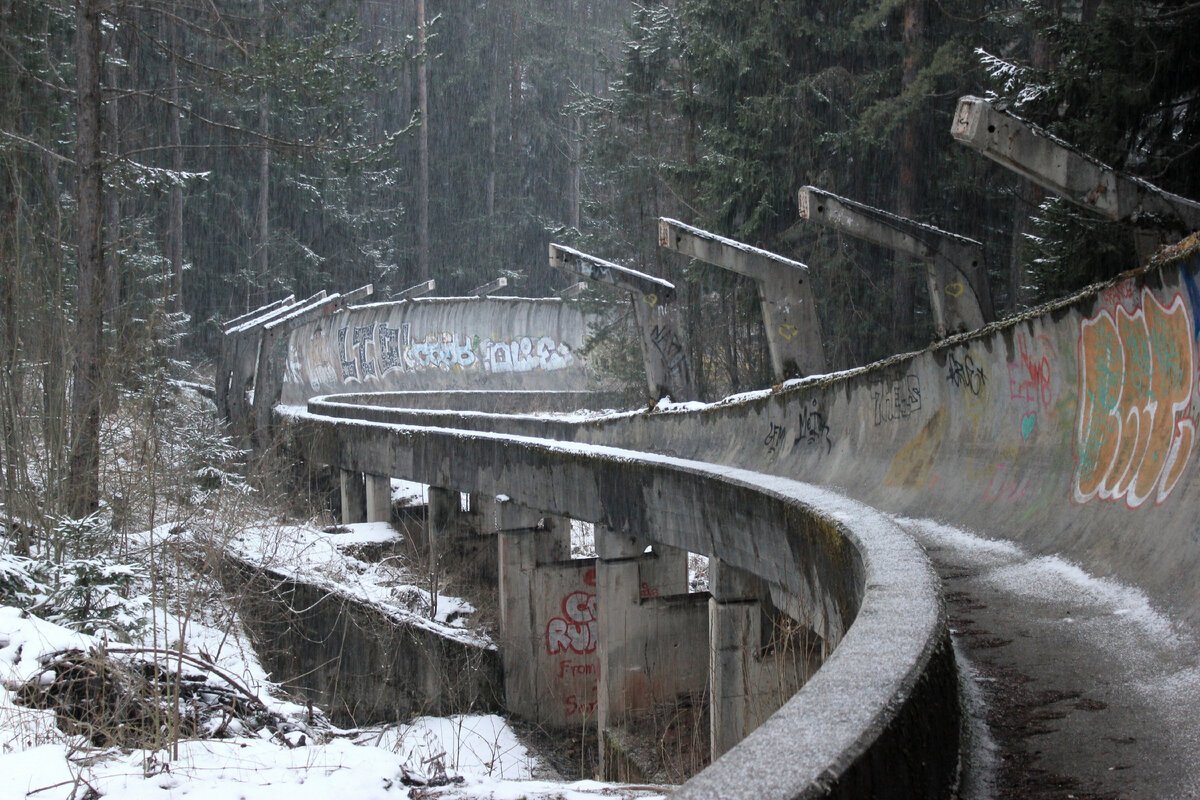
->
[267,246,1200,798]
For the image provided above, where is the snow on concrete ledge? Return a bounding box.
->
[279,403,959,799]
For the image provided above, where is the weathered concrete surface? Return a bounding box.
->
[279,296,598,406]
[223,556,502,727]
[658,217,826,380]
[292,244,1200,798]
[904,516,1200,799]
[279,404,958,798]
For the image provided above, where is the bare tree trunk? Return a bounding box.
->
[416,0,430,280]
[255,0,269,295]
[168,5,184,313]
[68,0,106,518]
[893,0,924,345]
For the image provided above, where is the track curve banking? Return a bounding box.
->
[271,246,1200,798]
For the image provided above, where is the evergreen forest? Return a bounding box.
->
[4,0,1200,521]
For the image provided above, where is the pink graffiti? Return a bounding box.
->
[1008,333,1053,409]
[546,591,597,655]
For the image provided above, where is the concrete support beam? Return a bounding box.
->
[340,469,366,525]
[550,243,695,402]
[498,509,590,728]
[709,596,758,760]
[952,95,1200,242]
[252,284,374,443]
[798,187,992,337]
[707,559,813,760]
[222,294,295,334]
[365,474,392,523]
[426,486,463,553]
[216,291,322,427]
[658,218,826,379]
[470,276,509,296]
[392,279,435,300]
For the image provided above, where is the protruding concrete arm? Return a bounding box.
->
[951,95,1200,234]
[658,218,809,285]
[226,291,326,336]
[392,279,436,300]
[798,187,983,267]
[471,277,509,296]
[799,186,992,336]
[550,243,677,304]
[223,295,295,334]
[549,243,693,402]
[657,219,825,379]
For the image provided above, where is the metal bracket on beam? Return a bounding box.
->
[392,279,436,300]
[549,243,694,402]
[799,186,992,337]
[470,276,509,297]
[952,95,1200,243]
[658,218,826,380]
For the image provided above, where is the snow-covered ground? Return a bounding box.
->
[0,511,669,800]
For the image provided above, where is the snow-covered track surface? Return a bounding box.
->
[280,400,961,799]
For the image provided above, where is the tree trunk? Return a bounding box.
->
[255,0,269,295]
[416,0,430,280]
[168,5,184,313]
[68,0,106,518]
[893,0,925,345]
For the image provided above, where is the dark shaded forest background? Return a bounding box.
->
[4,0,1200,519]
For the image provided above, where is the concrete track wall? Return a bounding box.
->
[279,297,598,406]
[565,249,1200,632]
[279,406,960,798]
[284,247,1200,798]
[324,250,1200,631]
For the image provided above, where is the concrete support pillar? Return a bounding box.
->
[365,474,392,523]
[498,505,588,727]
[426,486,462,553]
[708,559,759,761]
[597,555,642,735]
[340,469,366,525]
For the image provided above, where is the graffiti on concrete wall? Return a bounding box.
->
[650,323,690,387]
[545,567,599,719]
[1007,333,1055,441]
[307,321,576,386]
[1074,289,1196,508]
[546,590,598,655]
[762,398,834,455]
[946,352,986,397]
[872,374,922,426]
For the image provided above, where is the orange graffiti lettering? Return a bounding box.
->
[1074,290,1196,508]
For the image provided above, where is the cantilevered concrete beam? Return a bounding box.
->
[223,294,295,334]
[549,243,695,402]
[799,187,993,337]
[251,284,374,441]
[658,218,826,379]
[952,96,1200,241]
[470,276,509,296]
[392,279,435,300]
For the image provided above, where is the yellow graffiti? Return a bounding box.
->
[1074,290,1196,507]
[884,406,947,489]
[778,323,799,341]
[945,282,965,298]
[643,293,658,307]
